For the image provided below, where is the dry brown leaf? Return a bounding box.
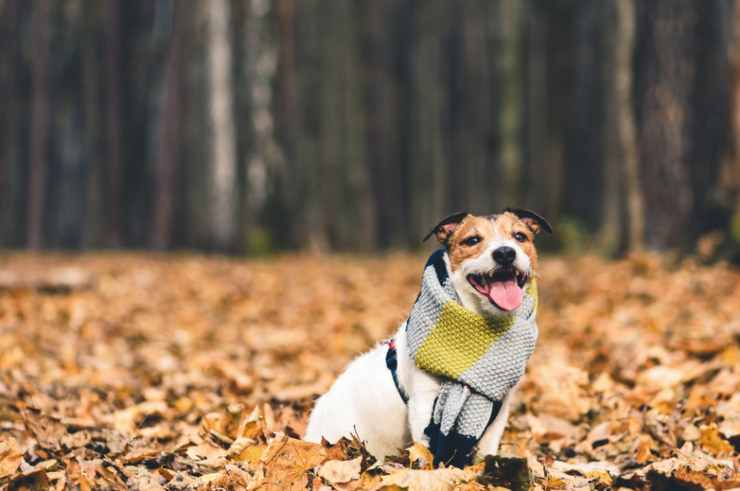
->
[108,401,168,435]
[379,467,474,491]
[698,425,735,457]
[550,460,617,487]
[0,437,23,479]
[1,253,738,487]
[317,456,361,485]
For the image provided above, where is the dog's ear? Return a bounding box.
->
[505,208,553,235]
[423,211,470,244]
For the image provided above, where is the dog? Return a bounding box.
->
[304,209,551,466]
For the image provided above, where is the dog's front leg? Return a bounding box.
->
[406,367,441,445]
[407,390,437,444]
[475,387,516,460]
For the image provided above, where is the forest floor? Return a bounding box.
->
[0,252,738,490]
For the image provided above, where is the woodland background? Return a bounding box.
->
[2,0,740,255]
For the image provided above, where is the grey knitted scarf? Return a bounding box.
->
[405,249,538,467]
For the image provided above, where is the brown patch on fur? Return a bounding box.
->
[445,212,539,272]
[445,216,495,271]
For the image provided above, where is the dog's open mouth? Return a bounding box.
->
[467,268,528,312]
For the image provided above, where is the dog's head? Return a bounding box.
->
[424,209,552,318]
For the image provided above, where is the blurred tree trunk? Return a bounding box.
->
[316,2,375,250]
[733,2,740,230]
[689,1,731,238]
[523,2,549,216]
[274,0,313,248]
[410,1,450,239]
[361,0,405,248]
[207,0,237,250]
[618,0,644,252]
[497,0,523,208]
[153,1,184,249]
[82,0,104,248]
[447,1,496,213]
[49,4,87,249]
[524,2,565,222]
[636,1,698,250]
[27,0,51,249]
[563,2,605,229]
[179,4,210,248]
[340,5,376,251]
[240,0,280,245]
[104,0,123,247]
[0,0,22,246]
[316,2,344,249]
[600,0,642,253]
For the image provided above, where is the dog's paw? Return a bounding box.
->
[407,441,434,469]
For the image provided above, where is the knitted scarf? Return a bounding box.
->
[405,249,539,467]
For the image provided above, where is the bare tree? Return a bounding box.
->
[600,0,642,253]
[27,0,51,249]
[206,0,237,250]
[361,0,406,247]
[242,0,282,238]
[104,0,123,246]
[731,1,740,225]
[637,1,698,250]
[618,0,643,252]
[153,1,185,249]
[0,0,21,246]
[498,0,523,207]
[82,0,103,247]
[410,1,450,240]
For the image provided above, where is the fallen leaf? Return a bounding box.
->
[318,456,361,485]
[0,437,23,478]
[379,467,474,491]
[698,425,735,457]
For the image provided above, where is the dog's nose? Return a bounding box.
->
[493,246,516,266]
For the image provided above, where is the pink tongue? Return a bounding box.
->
[488,279,523,311]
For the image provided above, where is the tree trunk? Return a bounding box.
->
[446,1,496,214]
[0,0,22,246]
[733,2,740,228]
[27,0,51,249]
[688,1,731,238]
[361,0,405,247]
[82,0,103,248]
[410,0,450,240]
[637,1,698,250]
[617,0,644,252]
[316,1,375,250]
[241,0,281,246]
[104,0,123,247]
[153,1,184,249]
[497,0,523,209]
[563,2,605,229]
[600,0,642,253]
[206,0,237,250]
[273,0,314,249]
[523,3,551,216]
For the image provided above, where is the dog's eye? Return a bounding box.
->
[514,232,528,242]
[461,236,481,246]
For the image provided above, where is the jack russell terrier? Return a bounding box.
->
[305,209,552,467]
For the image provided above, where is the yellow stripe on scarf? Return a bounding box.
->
[415,280,538,379]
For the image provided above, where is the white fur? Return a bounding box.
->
[305,235,532,462]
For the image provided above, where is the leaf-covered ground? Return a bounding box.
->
[0,252,738,490]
